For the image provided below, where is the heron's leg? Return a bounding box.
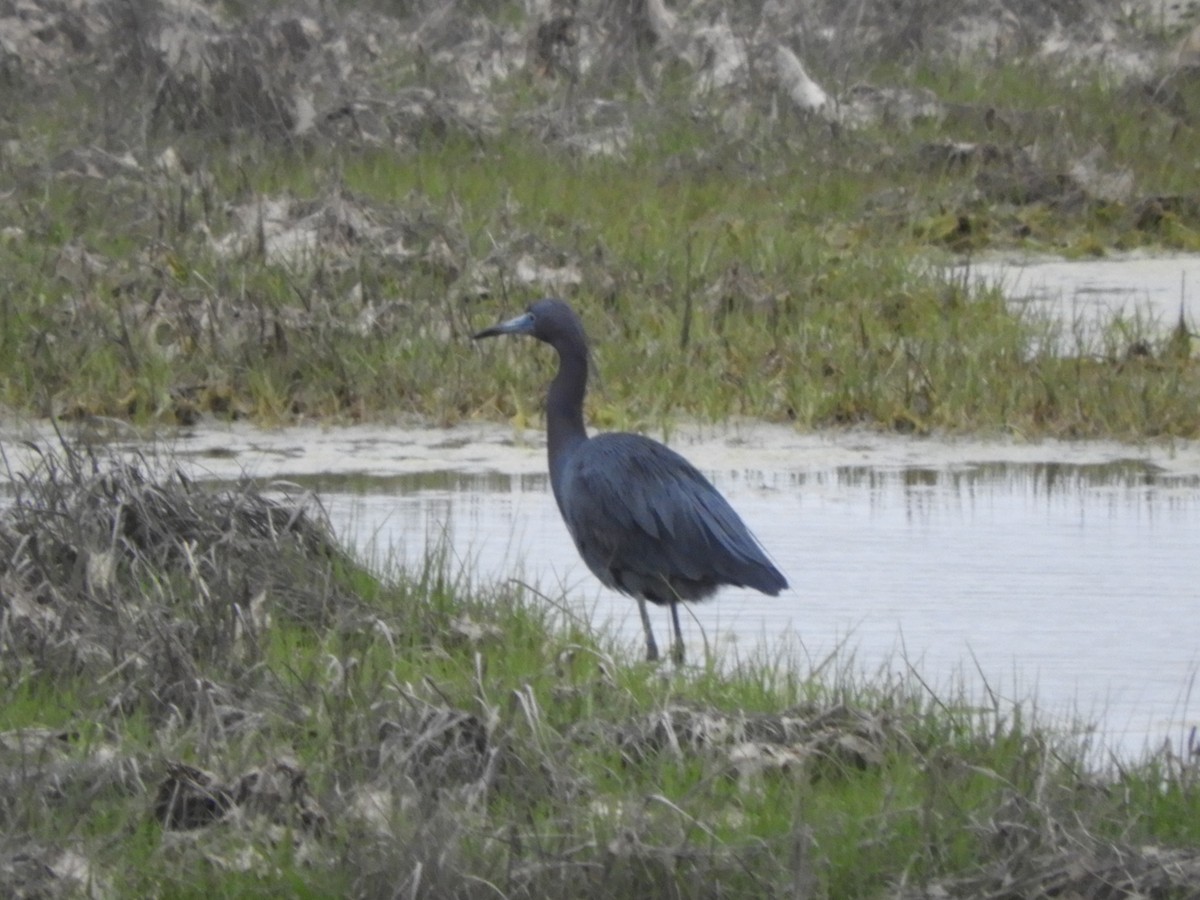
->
[669,601,685,665]
[636,595,659,662]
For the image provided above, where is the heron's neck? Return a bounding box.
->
[546,344,588,471]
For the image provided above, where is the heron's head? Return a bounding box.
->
[472,298,587,351]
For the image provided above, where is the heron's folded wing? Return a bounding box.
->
[562,433,785,592]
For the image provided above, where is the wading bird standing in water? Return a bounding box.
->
[473,298,788,663]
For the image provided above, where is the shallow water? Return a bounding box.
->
[3,419,1200,762]
[269,438,1200,763]
[959,253,1200,352]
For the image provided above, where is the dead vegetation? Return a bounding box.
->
[3,0,1193,154]
[4,0,1199,250]
[0,437,352,678]
[0,437,1198,895]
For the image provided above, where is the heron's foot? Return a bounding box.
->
[645,637,660,663]
[670,638,685,666]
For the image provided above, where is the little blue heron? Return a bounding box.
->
[473,298,788,663]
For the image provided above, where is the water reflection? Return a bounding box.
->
[287,460,1200,761]
[958,254,1200,353]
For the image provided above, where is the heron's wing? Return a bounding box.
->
[561,433,784,593]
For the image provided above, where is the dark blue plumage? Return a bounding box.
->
[474,298,787,662]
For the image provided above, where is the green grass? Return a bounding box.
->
[0,625,1149,892]
[1,35,1198,434]
[6,558,1178,899]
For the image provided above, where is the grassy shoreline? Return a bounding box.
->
[0,4,1197,435]
[3,127,1197,436]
